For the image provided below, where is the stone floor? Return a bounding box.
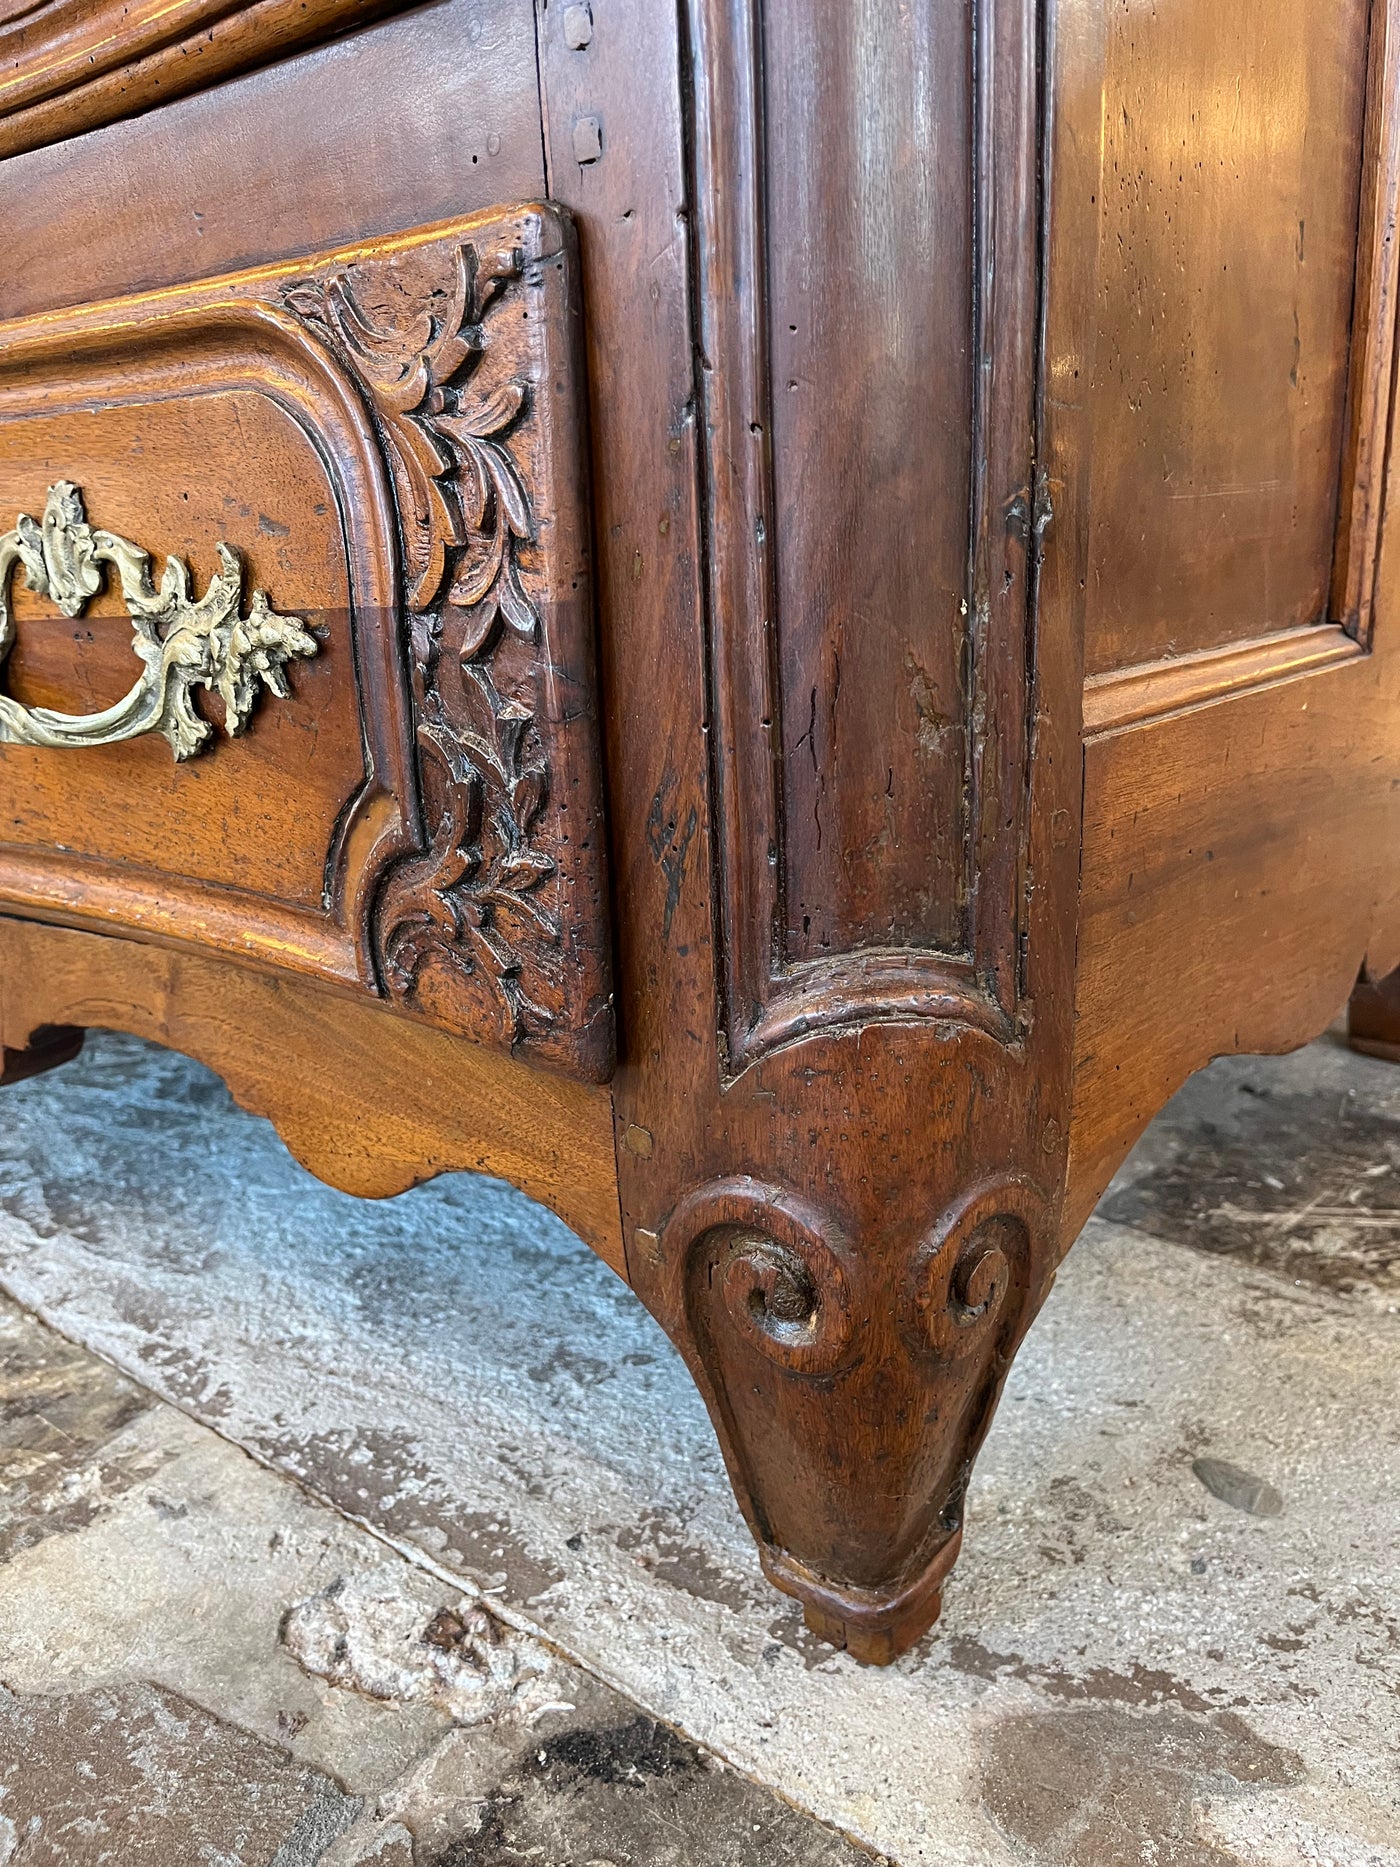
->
[0,1297,868,1865]
[0,1025,1397,1864]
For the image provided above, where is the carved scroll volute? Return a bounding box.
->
[901,1177,1047,1370]
[711,1225,856,1377]
[669,1179,868,1565]
[895,1177,1050,1543]
[282,207,614,1081]
[658,1172,1050,1636]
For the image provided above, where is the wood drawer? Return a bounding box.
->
[0,204,613,1080]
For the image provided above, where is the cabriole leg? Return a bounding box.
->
[1349,966,1400,1063]
[0,1024,83,1086]
[617,1016,1075,1665]
[640,1172,1054,1663]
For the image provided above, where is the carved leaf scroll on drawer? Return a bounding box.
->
[0,206,614,1082]
[282,238,565,1051]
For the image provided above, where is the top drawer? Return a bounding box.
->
[0,0,412,159]
[0,204,614,1080]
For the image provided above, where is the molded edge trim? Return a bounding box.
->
[1083,624,1364,737]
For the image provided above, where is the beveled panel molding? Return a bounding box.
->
[686,0,1046,1072]
[1082,625,1365,737]
[0,205,613,1080]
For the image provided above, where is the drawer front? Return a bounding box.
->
[0,0,412,161]
[0,204,614,1080]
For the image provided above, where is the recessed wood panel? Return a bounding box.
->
[1083,0,1373,674]
[692,0,1042,1068]
[0,208,613,1079]
[764,1,973,961]
[0,394,361,906]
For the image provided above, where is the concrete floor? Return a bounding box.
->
[0,1026,1398,1864]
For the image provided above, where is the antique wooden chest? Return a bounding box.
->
[2,0,1397,1661]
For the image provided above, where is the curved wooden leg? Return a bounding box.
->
[539,0,1078,1663]
[636,1170,1055,1663]
[0,1024,83,1086]
[616,1009,1073,1665]
[1349,966,1400,1063]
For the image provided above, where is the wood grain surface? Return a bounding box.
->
[0,205,613,1078]
[0,0,416,161]
[1081,0,1373,673]
[0,0,546,322]
[1067,642,1400,1244]
[540,0,1079,1661]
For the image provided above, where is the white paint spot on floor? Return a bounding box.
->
[281,1570,565,1729]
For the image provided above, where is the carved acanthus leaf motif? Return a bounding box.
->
[375,669,560,1046]
[284,240,559,1045]
[282,243,538,649]
[0,481,316,761]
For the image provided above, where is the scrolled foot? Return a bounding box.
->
[644,1172,1053,1664]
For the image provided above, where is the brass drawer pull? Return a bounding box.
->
[0,480,318,761]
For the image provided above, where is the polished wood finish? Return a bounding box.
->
[1082,0,1374,673]
[0,0,414,161]
[761,0,973,964]
[1081,623,1364,735]
[0,207,613,1076]
[1057,0,1400,1240]
[679,0,1046,1070]
[1067,642,1400,1243]
[0,0,546,322]
[558,0,1079,1663]
[2,0,1398,1663]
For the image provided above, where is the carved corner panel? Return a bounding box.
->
[687,0,1045,1072]
[281,219,611,1069]
[0,206,613,1081]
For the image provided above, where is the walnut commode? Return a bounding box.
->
[1,0,1398,1661]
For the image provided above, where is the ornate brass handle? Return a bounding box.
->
[0,481,318,761]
